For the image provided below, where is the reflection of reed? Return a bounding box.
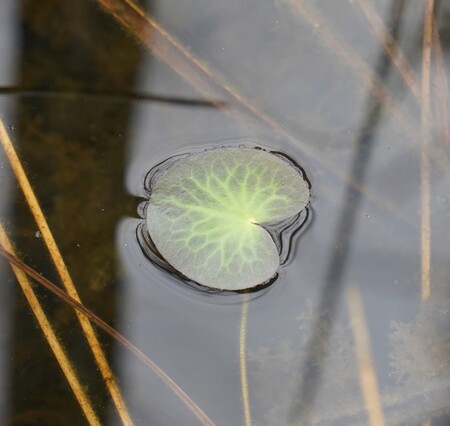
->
[353,0,420,101]
[354,0,450,180]
[288,0,404,423]
[283,0,450,206]
[0,225,101,426]
[283,0,415,136]
[0,241,216,426]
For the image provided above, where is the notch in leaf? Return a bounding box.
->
[146,148,310,290]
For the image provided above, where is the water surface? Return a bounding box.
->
[0,0,450,425]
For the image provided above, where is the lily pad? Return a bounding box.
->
[146,148,309,290]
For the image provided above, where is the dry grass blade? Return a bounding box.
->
[95,0,262,107]
[239,295,251,426]
[93,0,421,232]
[0,119,134,426]
[353,0,421,101]
[420,0,434,302]
[0,224,101,426]
[0,244,216,426]
[347,286,385,426]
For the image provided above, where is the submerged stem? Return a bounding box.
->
[239,294,252,426]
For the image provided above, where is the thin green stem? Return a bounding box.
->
[239,294,252,426]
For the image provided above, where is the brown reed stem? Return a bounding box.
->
[0,224,101,426]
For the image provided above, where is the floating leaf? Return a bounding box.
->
[146,148,309,290]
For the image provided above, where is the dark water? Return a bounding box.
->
[0,0,450,425]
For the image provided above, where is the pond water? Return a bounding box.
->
[0,0,450,425]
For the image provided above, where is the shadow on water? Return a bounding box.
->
[0,86,225,108]
[6,1,143,423]
[289,1,407,423]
